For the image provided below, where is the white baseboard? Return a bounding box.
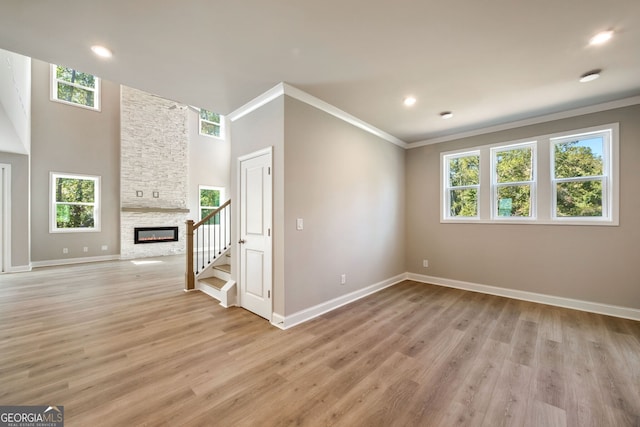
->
[270,313,286,330]
[4,265,32,273]
[407,273,640,322]
[31,255,121,268]
[278,273,407,329]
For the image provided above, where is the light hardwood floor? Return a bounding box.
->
[1,256,639,426]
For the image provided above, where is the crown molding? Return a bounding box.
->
[409,95,640,149]
[228,82,408,148]
[227,83,285,122]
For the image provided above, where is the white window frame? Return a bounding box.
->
[440,123,619,226]
[50,64,101,111]
[199,109,224,139]
[550,127,616,224]
[50,172,101,233]
[199,186,225,220]
[442,150,481,221]
[490,141,537,221]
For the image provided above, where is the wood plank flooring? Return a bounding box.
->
[1,256,639,426]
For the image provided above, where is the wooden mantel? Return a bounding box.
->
[121,207,190,213]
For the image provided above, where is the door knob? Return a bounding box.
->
[238,239,245,244]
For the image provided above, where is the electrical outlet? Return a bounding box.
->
[341,274,346,285]
[83,247,89,253]
[101,245,108,251]
[62,248,68,254]
[423,259,429,268]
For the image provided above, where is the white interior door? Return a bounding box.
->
[238,148,272,320]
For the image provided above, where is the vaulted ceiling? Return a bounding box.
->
[0,0,638,143]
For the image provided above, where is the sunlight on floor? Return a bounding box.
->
[130,260,164,265]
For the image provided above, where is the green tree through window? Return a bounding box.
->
[199,187,223,224]
[494,145,534,217]
[52,173,100,231]
[446,153,480,217]
[200,110,222,138]
[51,65,100,110]
[554,137,604,217]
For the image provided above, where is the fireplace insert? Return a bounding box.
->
[134,226,179,244]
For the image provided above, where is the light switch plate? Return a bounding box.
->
[296,218,304,230]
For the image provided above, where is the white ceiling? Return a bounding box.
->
[0,0,638,144]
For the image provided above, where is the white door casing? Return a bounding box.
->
[238,148,273,320]
[0,164,11,273]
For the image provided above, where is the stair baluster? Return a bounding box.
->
[185,199,232,291]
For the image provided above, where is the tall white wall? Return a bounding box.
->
[0,48,30,155]
[187,109,230,222]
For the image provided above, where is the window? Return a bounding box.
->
[492,143,535,218]
[50,65,101,110]
[443,152,480,219]
[199,186,224,220]
[199,109,223,138]
[440,124,618,225]
[551,130,610,220]
[50,173,100,233]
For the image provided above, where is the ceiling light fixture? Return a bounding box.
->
[579,69,601,83]
[440,111,453,119]
[589,30,614,46]
[91,45,113,58]
[403,96,417,107]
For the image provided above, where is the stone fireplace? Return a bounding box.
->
[120,87,189,259]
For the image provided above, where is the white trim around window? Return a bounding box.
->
[50,172,101,233]
[441,123,619,226]
[199,109,224,139]
[50,64,101,111]
[199,185,225,220]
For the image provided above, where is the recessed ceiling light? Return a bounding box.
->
[91,45,113,58]
[579,69,601,83]
[589,30,613,46]
[440,111,453,119]
[403,96,417,107]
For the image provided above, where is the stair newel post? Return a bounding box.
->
[185,219,195,291]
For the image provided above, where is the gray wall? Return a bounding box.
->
[283,97,406,314]
[187,109,230,220]
[230,96,285,314]
[30,59,120,262]
[231,95,406,317]
[0,151,29,268]
[406,104,640,310]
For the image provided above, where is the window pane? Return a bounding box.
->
[55,178,95,203]
[554,137,603,178]
[200,189,220,207]
[201,121,221,137]
[201,208,220,224]
[496,185,531,217]
[56,204,95,228]
[496,147,532,183]
[556,180,603,217]
[200,109,220,124]
[448,155,479,187]
[57,83,94,107]
[449,189,478,217]
[56,66,96,88]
